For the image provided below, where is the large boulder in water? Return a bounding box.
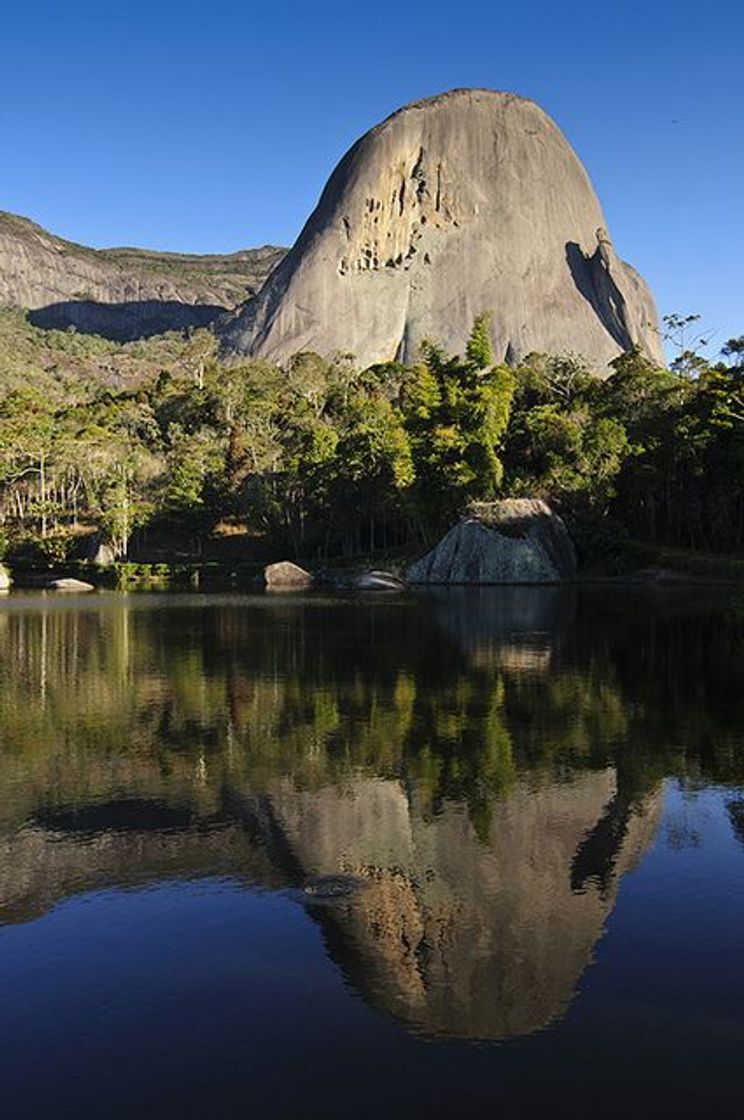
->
[220,88,663,372]
[407,500,576,584]
[263,561,313,589]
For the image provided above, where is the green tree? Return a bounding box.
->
[403,315,515,534]
[0,388,58,539]
[328,390,413,554]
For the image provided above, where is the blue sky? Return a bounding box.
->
[1,0,741,355]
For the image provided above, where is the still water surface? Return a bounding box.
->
[1,588,743,1118]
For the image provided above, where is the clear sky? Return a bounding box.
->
[1,0,741,356]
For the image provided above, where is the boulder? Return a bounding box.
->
[220,88,663,372]
[85,536,117,566]
[0,563,11,591]
[263,561,313,589]
[353,570,406,591]
[407,500,576,585]
[46,577,96,592]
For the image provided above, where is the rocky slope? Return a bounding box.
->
[0,210,285,340]
[220,88,664,371]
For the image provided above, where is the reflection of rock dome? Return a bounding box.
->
[0,770,661,1041]
[267,772,662,1040]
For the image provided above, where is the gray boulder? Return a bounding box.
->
[47,577,95,592]
[263,561,313,589]
[86,536,117,567]
[353,570,406,591]
[0,563,11,591]
[407,500,576,584]
[220,88,663,373]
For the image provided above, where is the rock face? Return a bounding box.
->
[0,210,285,341]
[407,499,576,584]
[220,88,664,372]
[84,535,117,566]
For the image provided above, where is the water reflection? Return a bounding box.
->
[0,589,742,1041]
[265,773,661,1039]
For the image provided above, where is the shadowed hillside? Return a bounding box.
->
[0,210,285,340]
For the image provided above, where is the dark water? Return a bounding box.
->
[1,587,744,1119]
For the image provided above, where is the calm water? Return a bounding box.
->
[1,587,744,1118]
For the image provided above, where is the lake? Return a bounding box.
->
[1,587,743,1118]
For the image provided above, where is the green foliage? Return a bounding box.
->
[500,334,744,552]
[403,317,515,532]
[502,353,628,517]
[465,311,495,369]
[1,305,743,562]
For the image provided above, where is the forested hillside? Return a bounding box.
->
[0,308,742,567]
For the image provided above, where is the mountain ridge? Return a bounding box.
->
[0,209,286,340]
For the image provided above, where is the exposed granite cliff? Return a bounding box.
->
[0,210,285,340]
[220,88,664,371]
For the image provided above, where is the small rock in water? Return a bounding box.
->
[626,568,686,585]
[46,577,96,592]
[353,570,406,591]
[302,874,367,902]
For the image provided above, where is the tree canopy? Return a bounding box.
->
[1,310,742,564]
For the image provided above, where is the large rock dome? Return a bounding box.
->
[220,88,664,370]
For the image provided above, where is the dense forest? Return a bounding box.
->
[0,306,742,567]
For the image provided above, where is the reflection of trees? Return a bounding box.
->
[0,589,743,1037]
[727,800,744,847]
[0,590,743,832]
